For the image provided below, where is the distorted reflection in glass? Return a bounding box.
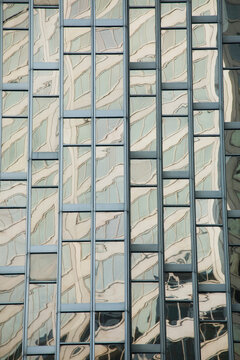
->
[3,3,28,28]
[61,313,90,343]
[199,293,227,320]
[132,354,161,360]
[197,226,225,284]
[131,187,157,244]
[64,27,91,53]
[95,344,124,360]
[232,312,240,342]
[161,3,186,27]
[95,212,124,240]
[229,247,240,305]
[194,110,219,135]
[33,71,59,96]
[95,242,124,303]
[195,199,222,225]
[162,91,188,115]
[131,282,160,344]
[130,70,156,95]
[165,272,192,301]
[2,91,28,116]
[225,130,240,155]
[64,0,90,19]
[228,218,240,246]
[224,70,240,123]
[96,27,123,53]
[0,275,24,303]
[34,0,58,4]
[95,312,124,342]
[96,0,123,19]
[64,118,91,145]
[32,160,58,187]
[226,156,240,211]
[0,181,26,207]
[200,323,228,360]
[28,284,56,346]
[223,44,240,68]
[130,0,155,5]
[131,252,158,281]
[62,242,91,304]
[62,212,91,241]
[223,0,240,35]
[131,159,157,185]
[28,356,54,360]
[163,179,189,205]
[192,0,217,16]
[60,345,90,360]
[192,24,217,48]
[30,253,57,281]
[96,118,124,145]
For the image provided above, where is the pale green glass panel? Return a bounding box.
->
[33,71,59,96]
[96,27,123,53]
[28,357,54,360]
[96,55,123,110]
[33,97,59,152]
[130,70,156,95]
[226,156,240,211]
[224,69,240,123]
[31,188,58,246]
[95,312,125,342]
[62,242,91,304]
[96,118,124,145]
[0,304,23,359]
[96,212,124,240]
[194,136,220,191]
[161,3,186,27]
[163,179,189,205]
[96,0,122,19]
[223,44,240,68]
[162,90,188,115]
[28,284,56,346]
[0,181,26,207]
[192,24,217,48]
[95,345,124,360]
[197,226,225,284]
[223,0,240,36]
[96,242,124,303]
[192,0,217,16]
[234,343,240,358]
[1,117,28,172]
[164,207,191,264]
[162,116,189,172]
[34,0,58,4]
[194,110,219,135]
[2,91,28,116]
[61,313,90,342]
[60,345,90,360]
[165,272,192,300]
[34,8,59,62]
[96,146,124,204]
[130,0,155,4]
[131,283,160,344]
[200,323,228,359]
[131,187,157,244]
[193,50,219,102]
[130,97,156,151]
[64,0,90,19]
[64,55,91,110]
[64,118,91,145]
[30,253,57,281]
[130,8,155,62]
[131,252,158,281]
[63,147,91,204]
[228,218,240,246]
[0,275,24,303]
[64,27,91,53]
[62,212,91,240]
[0,209,26,266]
[195,199,222,225]
[131,159,156,185]
[199,293,226,320]
[32,160,58,187]
[3,30,28,83]
[225,130,240,155]
[3,4,28,28]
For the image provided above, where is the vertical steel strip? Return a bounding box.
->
[186,1,201,358]
[0,0,3,171]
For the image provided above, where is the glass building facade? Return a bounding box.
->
[0,0,240,359]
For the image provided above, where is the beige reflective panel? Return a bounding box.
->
[200,323,228,360]
[162,90,188,115]
[223,0,240,35]
[63,147,91,204]
[130,8,155,62]
[60,345,90,360]
[96,55,123,110]
[96,118,124,145]
[131,160,157,185]
[62,212,91,241]
[163,179,189,205]
[3,4,28,28]
[194,136,221,191]
[161,30,187,83]
[28,284,56,346]
[33,71,59,96]
[233,312,240,342]
[96,0,123,19]
[225,130,240,155]
[95,345,124,360]
[64,118,91,145]
[130,97,156,151]
[131,187,157,244]
[228,218,240,246]
[164,207,191,264]
[0,304,23,360]
[229,247,240,305]
[165,272,192,301]
[95,242,124,303]
[130,70,156,95]
[226,156,240,211]
[32,160,58,187]
[194,110,219,135]
[31,188,58,246]
[0,209,26,266]
[131,252,158,281]
[3,30,28,83]
[64,0,90,19]
[195,199,222,225]
[30,253,57,281]
[130,0,155,5]
[34,9,59,62]
[131,282,160,344]
[161,3,186,27]
[197,227,225,284]
[96,27,123,53]
[34,0,58,5]
[61,242,91,304]
[162,117,189,172]
[193,50,219,102]
[224,69,240,123]
[96,146,124,204]
[0,275,25,303]
[64,55,91,110]
[0,181,26,207]
[28,357,54,360]
[64,27,91,53]
[199,293,227,320]
[192,24,217,48]
[2,91,28,116]
[60,313,90,342]
[95,212,124,240]
[33,97,59,152]
[95,312,124,342]
[192,0,217,16]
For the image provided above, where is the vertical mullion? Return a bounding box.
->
[0,0,3,172]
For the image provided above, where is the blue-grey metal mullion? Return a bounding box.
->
[0,1,3,173]
[157,1,166,359]
[23,0,33,357]
[217,0,234,358]
[187,1,201,359]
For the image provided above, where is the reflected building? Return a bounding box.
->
[0,0,240,360]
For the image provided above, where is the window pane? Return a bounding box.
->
[95,312,124,342]
[33,70,59,96]
[224,70,240,123]
[96,27,123,53]
[223,0,240,35]
[62,212,91,241]
[64,27,91,53]
[228,218,240,246]
[95,344,124,360]
[96,0,123,19]
[192,0,217,16]
[199,293,227,320]
[3,4,28,28]
[2,91,28,116]
[162,90,188,115]
[200,323,228,360]
[64,118,91,145]
[30,253,57,281]
[64,0,90,19]
[32,160,59,187]
[195,199,222,225]
[132,355,161,360]
[225,130,240,155]
[130,70,156,96]
[163,179,189,205]
[131,252,158,281]
[194,110,219,135]
[192,24,217,48]
[61,313,90,343]
[96,118,124,145]
[165,272,192,301]
[60,345,90,360]
[0,275,25,303]
[0,180,26,207]
[232,312,240,342]
[96,212,124,240]
[131,160,157,185]
[226,156,240,211]
[229,247,240,305]
[161,3,186,27]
